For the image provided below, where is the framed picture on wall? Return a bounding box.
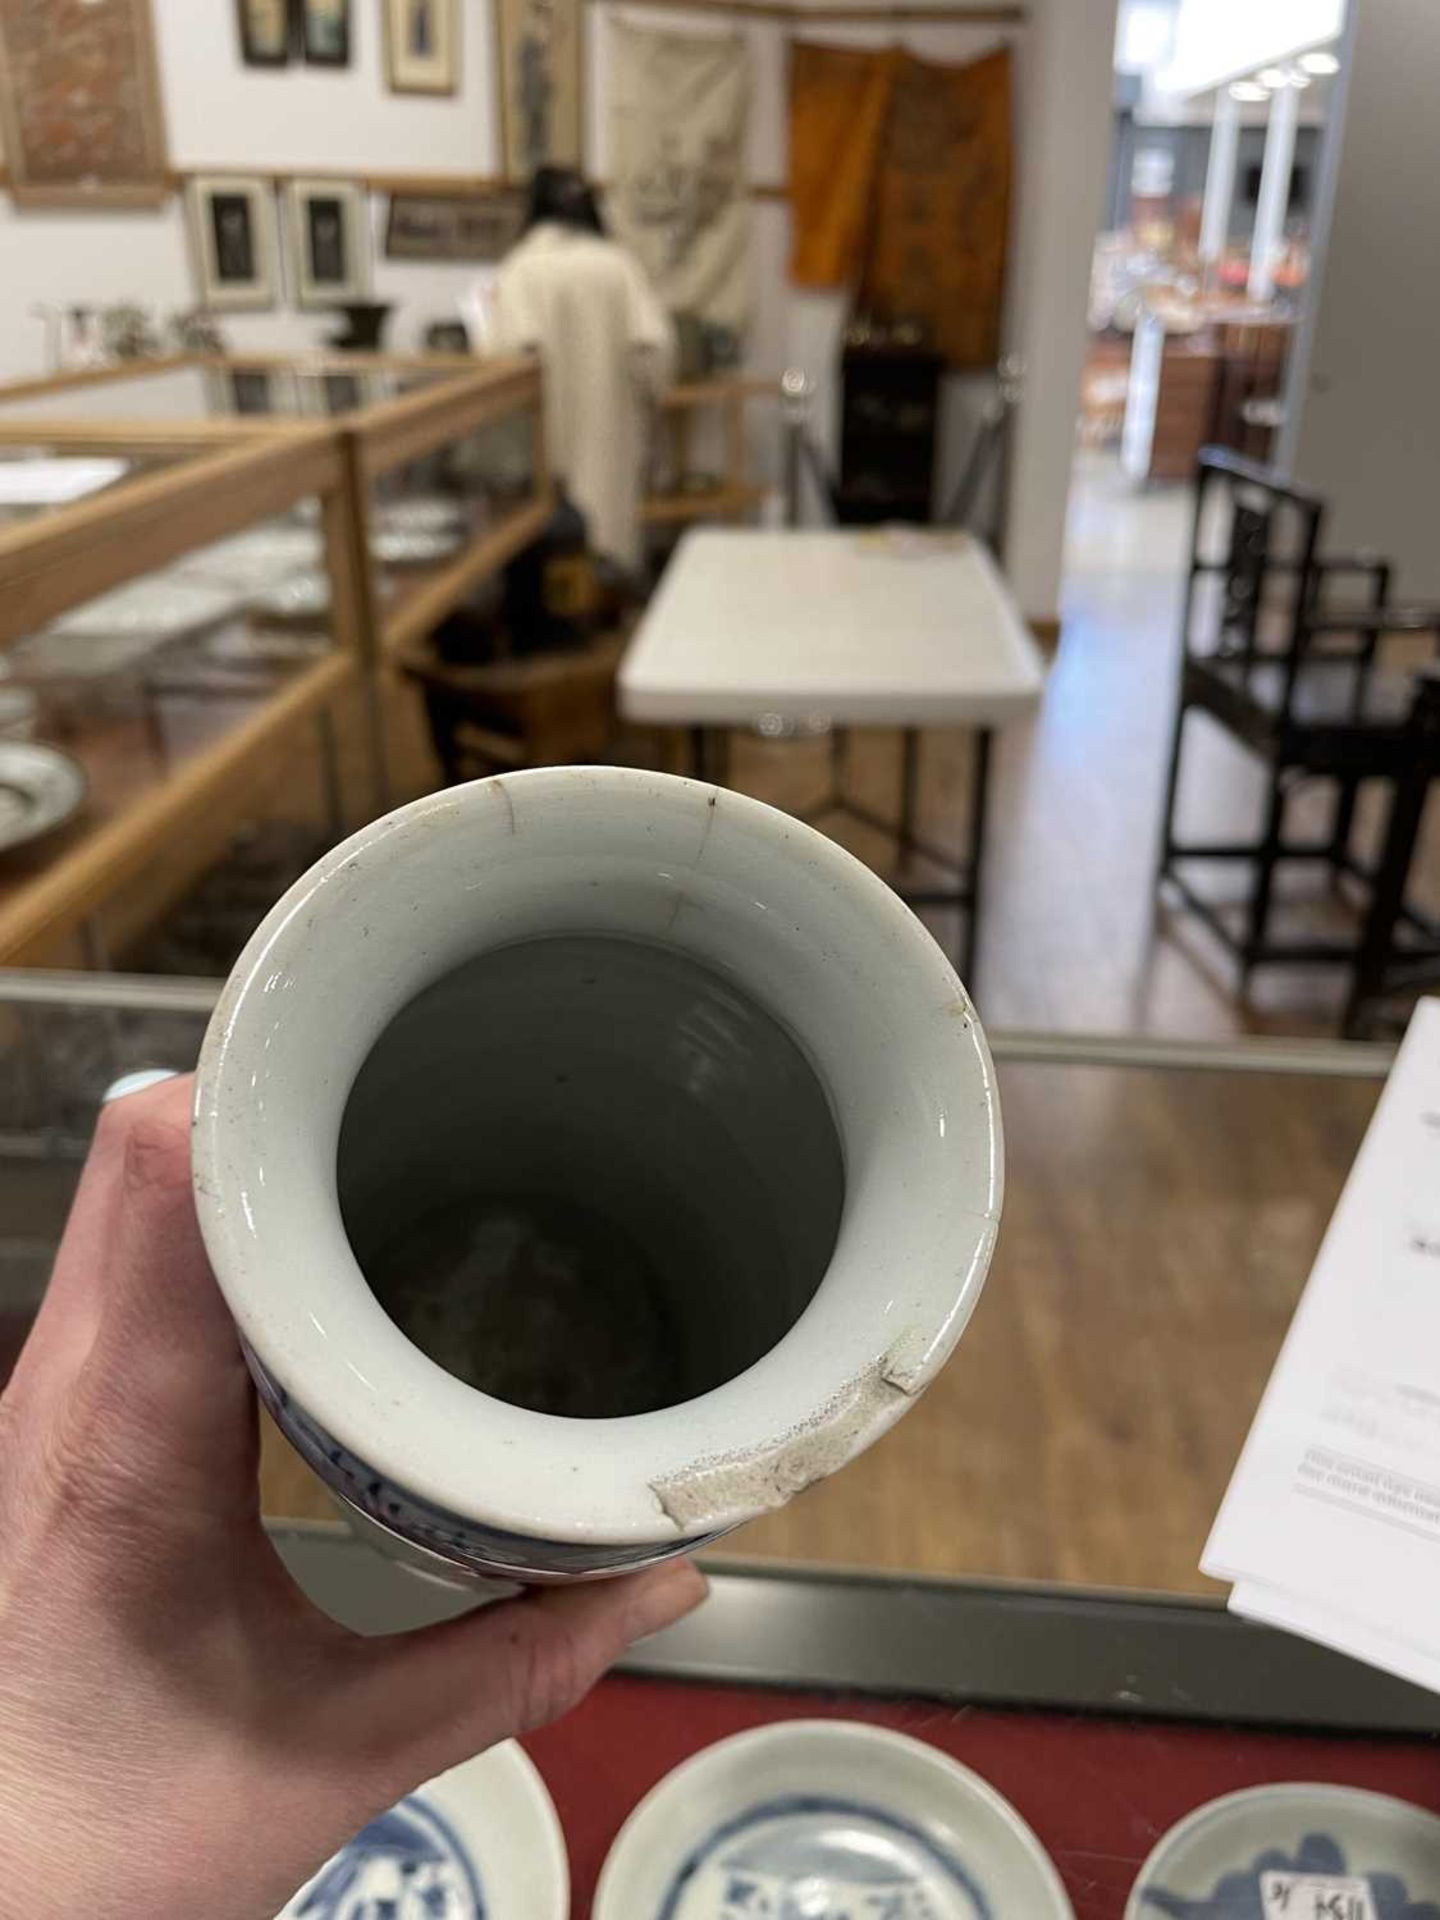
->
[300,0,351,67]
[235,0,291,66]
[383,0,459,95]
[0,0,169,206]
[284,178,371,308]
[495,0,584,180]
[384,190,526,263]
[186,176,280,310]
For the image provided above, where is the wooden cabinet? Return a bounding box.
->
[1121,313,1221,485]
[837,344,942,525]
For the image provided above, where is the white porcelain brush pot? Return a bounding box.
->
[192,766,1001,1581]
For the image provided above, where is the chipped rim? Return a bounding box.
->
[193,766,1001,1547]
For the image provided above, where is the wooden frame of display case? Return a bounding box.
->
[0,420,368,966]
[332,355,551,659]
[645,375,778,529]
[0,350,475,408]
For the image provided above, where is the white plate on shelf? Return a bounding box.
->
[9,627,171,681]
[594,1720,1073,1919]
[275,1739,566,1919]
[1125,1783,1440,1919]
[45,575,242,643]
[8,625,168,679]
[0,742,86,853]
[370,525,463,568]
[177,526,323,589]
[0,455,129,509]
[248,568,331,623]
[376,495,467,536]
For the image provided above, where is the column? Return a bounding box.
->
[1248,79,1301,302]
[1199,87,1240,267]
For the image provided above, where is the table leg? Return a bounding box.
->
[361,666,391,816]
[80,915,111,972]
[1342,760,1428,1038]
[829,727,848,810]
[962,728,994,986]
[315,708,344,841]
[899,729,920,848]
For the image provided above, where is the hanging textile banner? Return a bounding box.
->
[607,16,751,336]
[859,46,1014,369]
[787,41,898,291]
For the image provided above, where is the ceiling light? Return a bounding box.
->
[1258,67,1289,88]
[1230,81,1270,102]
[1299,49,1340,75]
[1288,69,1312,87]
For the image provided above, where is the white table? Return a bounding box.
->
[620,528,1044,979]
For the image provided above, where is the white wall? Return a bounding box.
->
[0,0,504,373]
[0,0,1112,622]
[1004,0,1118,626]
[1281,0,1440,597]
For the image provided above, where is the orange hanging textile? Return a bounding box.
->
[787,41,900,290]
[859,46,1014,369]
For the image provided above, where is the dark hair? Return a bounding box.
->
[523,165,606,236]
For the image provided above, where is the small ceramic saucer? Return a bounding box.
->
[370,525,463,568]
[593,1719,1073,1919]
[275,1738,566,1919]
[0,742,86,853]
[1125,1782,1440,1918]
[378,496,467,536]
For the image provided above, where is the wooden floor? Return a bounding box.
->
[248,458,1431,1593]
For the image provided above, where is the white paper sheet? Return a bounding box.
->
[0,457,128,507]
[1203,997,1440,1691]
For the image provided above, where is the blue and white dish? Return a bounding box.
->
[275,1738,566,1919]
[593,1720,1073,1920]
[1125,1783,1440,1919]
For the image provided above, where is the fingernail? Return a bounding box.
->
[627,1558,708,1640]
[102,1068,178,1104]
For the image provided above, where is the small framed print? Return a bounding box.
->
[284,178,371,309]
[384,0,459,95]
[187,176,279,311]
[384,190,525,263]
[235,0,290,66]
[301,0,350,66]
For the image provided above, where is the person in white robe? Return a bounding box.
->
[491,167,675,575]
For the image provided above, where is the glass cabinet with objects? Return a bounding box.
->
[0,418,371,972]
[0,352,551,668]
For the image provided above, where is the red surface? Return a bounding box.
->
[523,1674,1440,1917]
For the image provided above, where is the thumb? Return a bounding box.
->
[328,1557,706,1793]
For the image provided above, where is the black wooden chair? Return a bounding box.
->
[1156,447,1440,1033]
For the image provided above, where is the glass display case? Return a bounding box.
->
[0,353,552,667]
[0,419,370,970]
